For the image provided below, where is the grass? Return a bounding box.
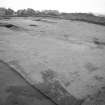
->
[61,13,105,26]
[1,13,105,26]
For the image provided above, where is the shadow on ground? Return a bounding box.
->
[0,60,55,105]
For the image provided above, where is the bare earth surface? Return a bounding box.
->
[0,17,105,105]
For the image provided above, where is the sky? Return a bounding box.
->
[0,0,105,14]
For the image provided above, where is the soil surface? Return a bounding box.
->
[0,17,105,105]
[0,61,55,105]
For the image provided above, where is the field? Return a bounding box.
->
[0,16,105,105]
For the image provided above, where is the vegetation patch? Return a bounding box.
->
[61,13,105,26]
[1,7,105,26]
[71,19,105,26]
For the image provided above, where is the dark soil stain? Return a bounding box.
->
[84,62,99,72]
[41,69,57,81]
[0,23,26,31]
[33,19,57,24]
[34,18,42,21]
[29,24,38,27]
[0,23,18,29]
[40,20,57,24]
[93,38,105,49]
[82,86,105,105]
[93,75,105,82]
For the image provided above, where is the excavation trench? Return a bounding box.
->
[0,23,27,32]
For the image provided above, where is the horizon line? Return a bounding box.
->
[0,6,105,16]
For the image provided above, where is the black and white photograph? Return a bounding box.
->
[0,0,105,105]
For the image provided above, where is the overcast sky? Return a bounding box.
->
[0,0,105,14]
